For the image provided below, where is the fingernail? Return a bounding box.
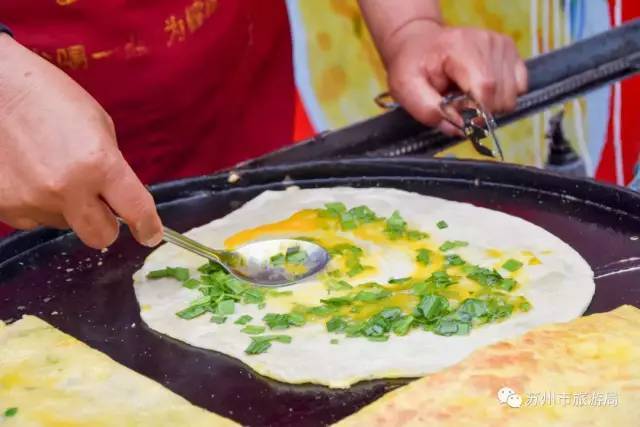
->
[136,221,163,247]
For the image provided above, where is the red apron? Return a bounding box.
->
[0,0,294,183]
[0,0,294,236]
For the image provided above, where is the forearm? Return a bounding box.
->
[358,0,443,65]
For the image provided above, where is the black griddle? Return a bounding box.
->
[2,158,640,426]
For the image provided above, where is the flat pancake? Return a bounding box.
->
[134,187,595,388]
[0,316,237,427]
[335,305,640,426]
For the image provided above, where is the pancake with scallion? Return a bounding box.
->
[133,187,594,388]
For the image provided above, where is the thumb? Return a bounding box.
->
[100,156,163,247]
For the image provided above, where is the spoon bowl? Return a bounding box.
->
[161,226,329,287]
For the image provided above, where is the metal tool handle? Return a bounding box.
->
[161,226,224,263]
[116,216,224,262]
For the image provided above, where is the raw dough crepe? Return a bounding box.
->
[0,316,237,427]
[335,305,640,427]
[134,187,595,388]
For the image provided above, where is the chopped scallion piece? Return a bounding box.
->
[416,249,431,265]
[182,278,200,289]
[241,325,266,335]
[269,253,285,267]
[245,339,271,355]
[439,240,468,252]
[326,316,348,332]
[436,220,448,229]
[216,299,235,315]
[234,315,253,325]
[445,254,465,266]
[176,304,209,320]
[4,407,18,417]
[385,211,407,239]
[502,259,524,272]
[391,315,414,336]
[210,315,227,324]
[407,230,429,241]
[417,294,449,321]
[147,266,190,282]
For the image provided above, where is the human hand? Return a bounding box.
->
[0,34,162,249]
[382,20,528,133]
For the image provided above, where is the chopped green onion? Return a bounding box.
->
[445,254,465,266]
[245,339,271,355]
[353,289,390,302]
[182,278,200,289]
[244,334,293,355]
[502,259,524,272]
[417,294,449,321]
[349,205,378,224]
[241,325,266,335]
[434,318,471,336]
[498,278,517,291]
[3,408,17,418]
[263,312,306,329]
[416,249,431,265]
[324,202,347,215]
[391,315,414,336]
[263,313,290,329]
[436,220,448,229]
[287,312,306,326]
[234,315,253,325]
[467,266,503,287]
[306,305,336,316]
[269,253,285,267]
[439,240,469,252]
[267,290,293,298]
[321,296,353,306]
[243,288,265,305]
[339,211,357,230]
[407,230,429,241]
[216,299,235,315]
[330,338,339,345]
[176,304,209,320]
[327,280,353,292]
[286,249,308,264]
[326,316,348,332]
[328,244,363,257]
[385,211,407,239]
[458,298,488,318]
[210,315,227,324]
[147,266,190,282]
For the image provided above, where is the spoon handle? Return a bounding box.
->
[162,226,224,263]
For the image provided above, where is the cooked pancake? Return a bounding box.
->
[0,316,237,427]
[335,305,640,426]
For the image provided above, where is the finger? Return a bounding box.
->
[437,120,465,137]
[63,194,119,249]
[443,48,498,113]
[515,58,528,94]
[501,61,518,112]
[32,211,69,230]
[1,216,39,230]
[101,159,162,247]
[499,49,519,112]
[390,71,446,126]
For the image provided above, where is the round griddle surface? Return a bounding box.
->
[2,159,640,426]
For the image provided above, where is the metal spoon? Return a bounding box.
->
[162,226,329,287]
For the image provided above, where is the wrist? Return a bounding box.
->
[380,18,444,65]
